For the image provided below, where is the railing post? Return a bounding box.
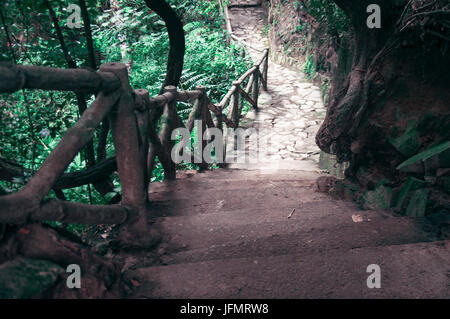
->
[146,102,157,183]
[99,62,147,212]
[245,73,254,94]
[197,86,209,171]
[160,85,178,180]
[263,49,269,91]
[134,89,150,191]
[232,81,240,127]
[216,104,223,133]
[252,66,259,109]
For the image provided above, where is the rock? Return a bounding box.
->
[329,179,358,201]
[387,126,421,157]
[295,83,311,89]
[265,109,278,115]
[361,185,393,210]
[257,113,274,121]
[316,176,337,193]
[258,92,272,105]
[295,132,308,139]
[306,125,320,135]
[273,122,291,128]
[319,151,348,178]
[287,145,296,152]
[288,95,302,104]
[406,188,429,217]
[245,110,256,120]
[0,258,63,298]
[393,177,426,210]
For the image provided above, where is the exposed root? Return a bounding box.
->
[0,223,124,298]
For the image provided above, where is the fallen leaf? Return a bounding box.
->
[130,279,140,287]
[19,228,31,235]
[352,214,364,223]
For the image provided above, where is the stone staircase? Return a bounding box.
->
[124,1,450,299]
[126,169,450,298]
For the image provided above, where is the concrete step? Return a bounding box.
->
[228,0,263,8]
[156,202,437,263]
[169,168,320,181]
[226,160,319,171]
[147,184,324,217]
[149,170,317,197]
[129,240,450,298]
[147,170,325,217]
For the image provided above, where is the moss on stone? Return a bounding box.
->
[387,124,420,157]
[406,188,429,217]
[361,185,393,210]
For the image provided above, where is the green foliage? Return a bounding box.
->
[304,54,316,78]
[321,80,329,104]
[93,0,251,102]
[262,24,270,36]
[293,23,306,33]
[302,0,350,36]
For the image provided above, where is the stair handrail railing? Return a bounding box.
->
[0,2,269,226]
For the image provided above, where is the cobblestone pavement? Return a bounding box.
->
[227,4,326,171]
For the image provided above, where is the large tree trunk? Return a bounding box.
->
[145,0,185,94]
[316,0,403,156]
[316,0,450,213]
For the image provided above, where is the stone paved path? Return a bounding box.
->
[227,4,326,171]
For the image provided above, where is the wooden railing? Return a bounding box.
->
[0,0,269,228]
[0,38,268,226]
[218,0,269,128]
[220,50,268,127]
[219,0,267,53]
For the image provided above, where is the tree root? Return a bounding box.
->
[0,223,124,298]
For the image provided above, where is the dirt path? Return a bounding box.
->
[124,2,450,299]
